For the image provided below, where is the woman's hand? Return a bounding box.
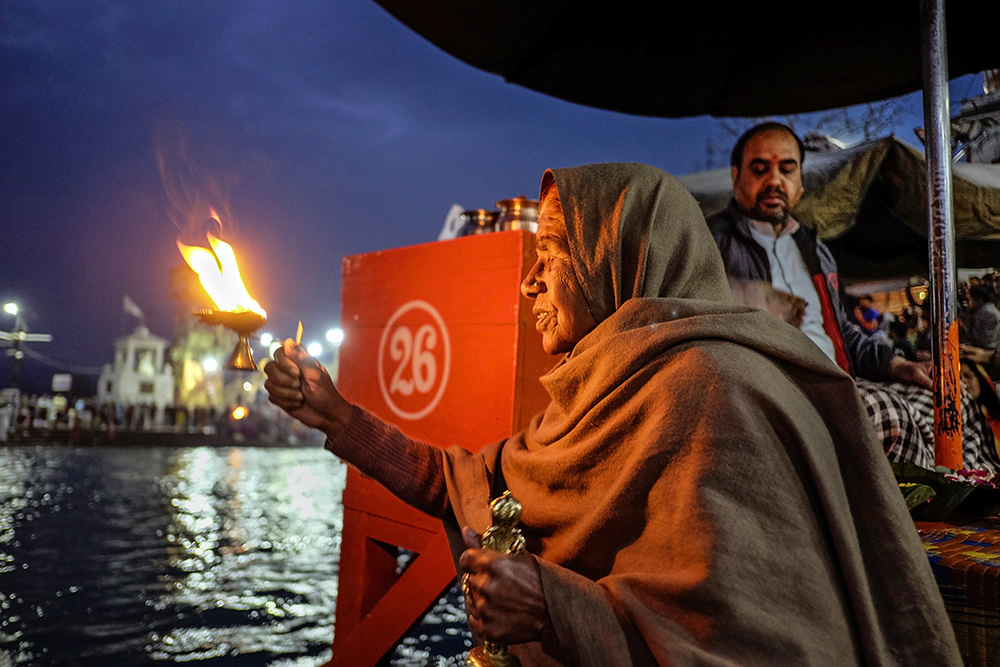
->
[459,526,548,646]
[263,339,353,440]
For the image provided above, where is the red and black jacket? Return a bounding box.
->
[706,202,898,381]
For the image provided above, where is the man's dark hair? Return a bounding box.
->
[730,122,807,170]
[969,284,995,304]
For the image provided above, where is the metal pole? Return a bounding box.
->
[921,0,962,469]
[10,315,24,391]
[11,338,22,390]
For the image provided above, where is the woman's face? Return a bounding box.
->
[961,362,981,401]
[520,190,597,355]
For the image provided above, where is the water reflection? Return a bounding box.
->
[0,445,345,666]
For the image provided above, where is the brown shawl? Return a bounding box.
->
[440,164,958,665]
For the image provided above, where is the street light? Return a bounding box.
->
[324,328,344,382]
[326,328,345,347]
[1,302,51,390]
[2,304,23,392]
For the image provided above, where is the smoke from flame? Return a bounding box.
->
[156,128,266,318]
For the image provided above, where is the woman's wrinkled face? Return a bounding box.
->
[520,189,597,355]
[961,362,982,401]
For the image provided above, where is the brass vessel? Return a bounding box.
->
[467,491,525,667]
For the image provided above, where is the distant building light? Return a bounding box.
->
[232,406,248,420]
[307,342,323,357]
[260,332,273,347]
[242,381,252,392]
[203,358,219,373]
[326,328,345,347]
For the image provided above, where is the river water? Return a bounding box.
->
[0,445,470,666]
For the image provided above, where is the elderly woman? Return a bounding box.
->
[265,164,958,665]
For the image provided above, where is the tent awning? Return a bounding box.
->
[374,0,1000,118]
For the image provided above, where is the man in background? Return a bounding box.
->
[706,122,931,389]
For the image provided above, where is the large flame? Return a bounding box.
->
[177,230,266,317]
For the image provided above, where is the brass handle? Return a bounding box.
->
[466,491,524,667]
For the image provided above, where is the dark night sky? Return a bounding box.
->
[0,0,984,393]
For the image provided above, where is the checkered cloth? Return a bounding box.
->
[857,379,1000,472]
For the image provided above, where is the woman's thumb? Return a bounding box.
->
[462,526,482,549]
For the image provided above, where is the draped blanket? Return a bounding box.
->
[857,378,1000,473]
[441,297,959,665]
[331,163,958,665]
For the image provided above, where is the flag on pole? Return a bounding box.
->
[123,294,145,322]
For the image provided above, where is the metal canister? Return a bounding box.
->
[458,209,500,236]
[495,196,539,233]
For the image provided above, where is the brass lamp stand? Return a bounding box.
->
[193,309,266,370]
[467,491,525,667]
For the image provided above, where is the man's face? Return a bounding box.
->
[731,129,804,226]
[520,192,597,355]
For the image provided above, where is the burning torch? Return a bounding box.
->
[177,231,267,371]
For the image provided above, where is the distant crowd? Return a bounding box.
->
[846,269,1000,375]
[0,393,322,446]
[839,269,1000,473]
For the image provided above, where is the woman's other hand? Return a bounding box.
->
[263,339,352,439]
[459,526,549,646]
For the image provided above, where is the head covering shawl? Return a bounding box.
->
[442,163,958,666]
[539,163,731,319]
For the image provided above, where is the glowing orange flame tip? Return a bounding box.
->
[177,232,266,317]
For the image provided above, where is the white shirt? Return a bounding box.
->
[747,218,838,364]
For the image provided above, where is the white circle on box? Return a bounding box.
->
[377,300,451,420]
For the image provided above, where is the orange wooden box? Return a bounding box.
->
[330,231,554,665]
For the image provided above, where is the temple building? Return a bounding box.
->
[97,325,174,408]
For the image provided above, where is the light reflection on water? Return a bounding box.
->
[0,445,345,666]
